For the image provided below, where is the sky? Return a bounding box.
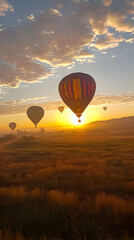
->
[0,0,134,132]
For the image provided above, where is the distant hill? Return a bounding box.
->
[86,116,134,132]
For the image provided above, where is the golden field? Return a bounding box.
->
[0,118,134,240]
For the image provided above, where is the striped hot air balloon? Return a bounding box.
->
[59,72,96,121]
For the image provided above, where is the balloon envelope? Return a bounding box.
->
[59,72,96,119]
[58,106,64,113]
[9,122,17,131]
[103,106,107,111]
[27,106,44,128]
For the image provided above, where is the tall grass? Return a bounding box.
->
[0,132,133,239]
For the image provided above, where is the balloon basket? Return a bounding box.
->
[78,119,81,123]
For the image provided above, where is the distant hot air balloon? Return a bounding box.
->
[103,106,107,111]
[59,72,96,122]
[9,122,17,131]
[27,106,44,128]
[58,106,64,113]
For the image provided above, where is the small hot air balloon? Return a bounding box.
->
[27,106,44,128]
[9,122,17,131]
[58,106,64,113]
[59,72,96,122]
[103,106,107,111]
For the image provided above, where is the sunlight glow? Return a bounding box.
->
[84,107,99,124]
[71,114,84,126]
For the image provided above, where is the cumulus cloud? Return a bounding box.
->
[0,58,50,87]
[95,32,124,50]
[0,0,134,87]
[0,0,14,16]
[0,93,134,116]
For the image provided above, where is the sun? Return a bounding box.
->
[71,114,84,126]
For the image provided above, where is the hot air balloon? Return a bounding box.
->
[27,106,44,128]
[58,106,64,113]
[103,106,107,111]
[9,122,17,131]
[59,72,96,122]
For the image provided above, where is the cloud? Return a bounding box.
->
[0,85,7,95]
[0,93,134,116]
[74,49,95,63]
[14,96,48,104]
[101,51,108,54]
[102,0,112,7]
[94,32,124,50]
[92,93,134,105]
[27,14,34,21]
[125,38,134,43]
[0,98,63,115]
[0,58,50,87]
[0,0,14,16]
[0,0,134,87]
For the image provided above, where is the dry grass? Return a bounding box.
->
[0,130,133,239]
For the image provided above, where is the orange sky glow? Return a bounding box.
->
[0,102,133,134]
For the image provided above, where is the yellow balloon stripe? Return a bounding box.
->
[73,78,77,100]
[78,78,81,100]
[64,82,68,98]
